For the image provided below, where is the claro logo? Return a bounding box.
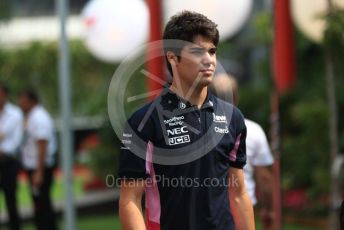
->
[214,127,229,134]
[167,126,188,136]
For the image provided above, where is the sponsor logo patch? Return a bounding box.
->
[121,139,131,144]
[213,113,227,123]
[169,135,191,145]
[164,116,185,127]
[164,116,184,124]
[214,126,229,134]
[167,126,188,136]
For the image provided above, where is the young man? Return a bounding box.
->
[0,84,23,230]
[118,11,254,230]
[210,74,275,229]
[18,89,57,230]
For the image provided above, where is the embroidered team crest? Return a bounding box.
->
[179,102,186,109]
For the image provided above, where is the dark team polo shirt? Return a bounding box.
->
[119,86,247,230]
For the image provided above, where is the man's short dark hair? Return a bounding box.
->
[162,11,219,76]
[20,88,40,104]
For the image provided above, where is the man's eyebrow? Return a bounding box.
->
[189,46,216,51]
[189,46,205,51]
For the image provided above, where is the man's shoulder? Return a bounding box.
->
[5,103,23,119]
[125,102,157,141]
[244,119,265,134]
[29,105,53,124]
[212,96,244,122]
[127,101,155,125]
[212,95,233,107]
[209,95,235,111]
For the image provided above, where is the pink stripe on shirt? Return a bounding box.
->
[145,141,161,229]
[229,133,242,162]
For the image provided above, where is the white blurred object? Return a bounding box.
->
[0,16,83,48]
[163,0,253,41]
[291,0,344,43]
[82,0,149,63]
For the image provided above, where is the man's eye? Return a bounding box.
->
[209,48,217,55]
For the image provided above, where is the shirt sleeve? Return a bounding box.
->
[118,106,155,180]
[250,124,274,166]
[0,111,23,154]
[229,108,247,169]
[30,115,52,141]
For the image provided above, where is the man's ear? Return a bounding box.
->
[166,51,177,66]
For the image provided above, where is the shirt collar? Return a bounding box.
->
[159,85,215,112]
[27,104,41,118]
[201,90,215,111]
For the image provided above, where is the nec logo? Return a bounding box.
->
[167,126,188,136]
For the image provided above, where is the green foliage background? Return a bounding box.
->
[0,41,148,181]
[237,8,344,217]
[0,41,115,116]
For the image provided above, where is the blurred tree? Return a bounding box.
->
[0,0,11,21]
[241,8,337,211]
[323,8,344,153]
[323,7,344,228]
[0,41,115,116]
[0,40,148,184]
[86,121,120,181]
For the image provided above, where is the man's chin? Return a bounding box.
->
[194,81,212,92]
[199,76,213,87]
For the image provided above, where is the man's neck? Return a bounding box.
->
[170,82,208,109]
[0,102,6,112]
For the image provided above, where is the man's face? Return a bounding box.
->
[173,35,217,89]
[0,90,7,108]
[18,95,32,113]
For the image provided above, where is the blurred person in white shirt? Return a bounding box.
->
[18,89,57,230]
[0,83,23,230]
[210,74,275,230]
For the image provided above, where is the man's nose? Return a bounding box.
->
[202,52,214,66]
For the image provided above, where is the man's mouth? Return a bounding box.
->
[200,69,214,75]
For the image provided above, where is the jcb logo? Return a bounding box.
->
[169,135,190,145]
[167,126,188,136]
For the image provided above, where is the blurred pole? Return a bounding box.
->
[270,91,282,230]
[272,0,296,228]
[326,45,340,230]
[56,0,76,229]
[146,0,164,100]
[273,0,295,94]
[326,49,340,230]
[325,0,340,229]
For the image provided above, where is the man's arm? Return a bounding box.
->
[255,166,274,228]
[119,179,146,230]
[32,139,47,188]
[229,167,255,230]
[0,113,23,154]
